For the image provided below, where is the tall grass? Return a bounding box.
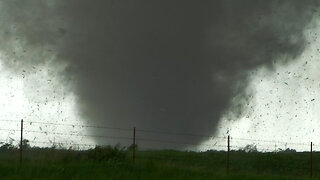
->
[0,141,316,179]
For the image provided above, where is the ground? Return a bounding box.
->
[0,145,316,179]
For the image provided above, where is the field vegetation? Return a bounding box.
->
[0,140,317,179]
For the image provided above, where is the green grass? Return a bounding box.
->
[0,146,317,179]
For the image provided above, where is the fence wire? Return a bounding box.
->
[0,118,318,177]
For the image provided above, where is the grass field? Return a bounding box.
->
[0,144,317,179]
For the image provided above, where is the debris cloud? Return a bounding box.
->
[0,0,318,147]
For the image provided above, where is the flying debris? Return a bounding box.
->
[0,0,318,148]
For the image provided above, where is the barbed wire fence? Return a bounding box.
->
[0,119,317,177]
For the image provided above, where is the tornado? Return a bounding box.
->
[0,0,318,149]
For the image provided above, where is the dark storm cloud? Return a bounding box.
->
[0,0,318,148]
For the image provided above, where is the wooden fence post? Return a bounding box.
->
[311,141,313,178]
[227,135,230,174]
[132,127,136,163]
[20,119,23,164]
